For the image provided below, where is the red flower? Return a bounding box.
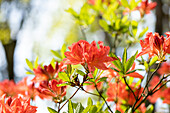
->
[32,62,66,82]
[158,62,170,75]
[161,88,170,104]
[0,80,17,97]
[137,32,170,61]
[37,79,66,102]
[137,0,157,17]
[0,94,37,113]
[64,40,117,72]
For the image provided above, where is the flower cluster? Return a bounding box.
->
[137,32,170,61]
[0,94,37,113]
[64,40,117,72]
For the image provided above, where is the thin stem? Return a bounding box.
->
[152,80,170,94]
[131,63,161,112]
[58,87,81,112]
[80,87,100,97]
[139,63,161,101]
[95,85,113,113]
[133,76,170,112]
[123,77,137,99]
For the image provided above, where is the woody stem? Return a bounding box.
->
[95,85,113,113]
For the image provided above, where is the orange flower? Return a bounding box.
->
[136,0,157,17]
[158,62,170,75]
[0,94,37,113]
[64,40,117,72]
[148,76,162,103]
[161,88,170,104]
[32,62,66,82]
[16,77,50,100]
[37,79,66,102]
[0,80,17,97]
[137,32,170,61]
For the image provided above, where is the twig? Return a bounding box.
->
[123,77,137,99]
[80,87,100,97]
[95,85,113,113]
[58,87,81,112]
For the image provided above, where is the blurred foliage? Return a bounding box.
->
[0,22,11,45]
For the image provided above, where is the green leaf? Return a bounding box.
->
[138,27,148,38]
[58,72,70,82]
[83,83,93,86]
[144,61,149,71]
[115,110,121,113]
[127,77,134,85]
[110,67,120,72]
[134,79,141,88]
[110,53,122,70]
[82,106,91,113]
[97,77,107,83]
[99,20,109,31]
[146,104,154,113]
[121,0,129,7]
[87,97,93,106]
[66,8,79,18]
[68,100,74,113]
[51,50,62,59]
[26,59,33,71]
[126,69,136,74]
[122,48,127,72]
[125,51,138,72]
[47,107,58,113]
[57,83,68,87]
[50,58,56,69]
[76,69,86,76]
[89,105,97,113]
[149,56,158,66]
[34,57,39,69]
[61,44,66,59]
[75,103,84,113]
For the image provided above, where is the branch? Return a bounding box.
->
[123,77,137,99]
[95,85,113,113]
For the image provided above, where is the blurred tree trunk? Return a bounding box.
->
[3,41,16,80]
[153,0,163,34]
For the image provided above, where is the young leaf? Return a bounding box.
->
[75,103,84,113]
[50,58,56,69]
[96,77,107,83]
[61,44,66,59]
[110,67,120,72]
[115,110,121,113]
[149,56,158,66]
[26,59,33,71]
[99,20,109,31]
[58,72,70,82]
[121,0,129,7]
[76,69,86,76]
[68,100,74,113]
[110,53,122,70]
[87,97,93,106]
[125,51,138,72]
[34,57,39,69]
[57,83,68,87]
[122,48,127,71]
[89,105,97,113]
[138,27,148,38]
[47,107,58,113]
[146,104,154,113]
[51,50,62,60]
